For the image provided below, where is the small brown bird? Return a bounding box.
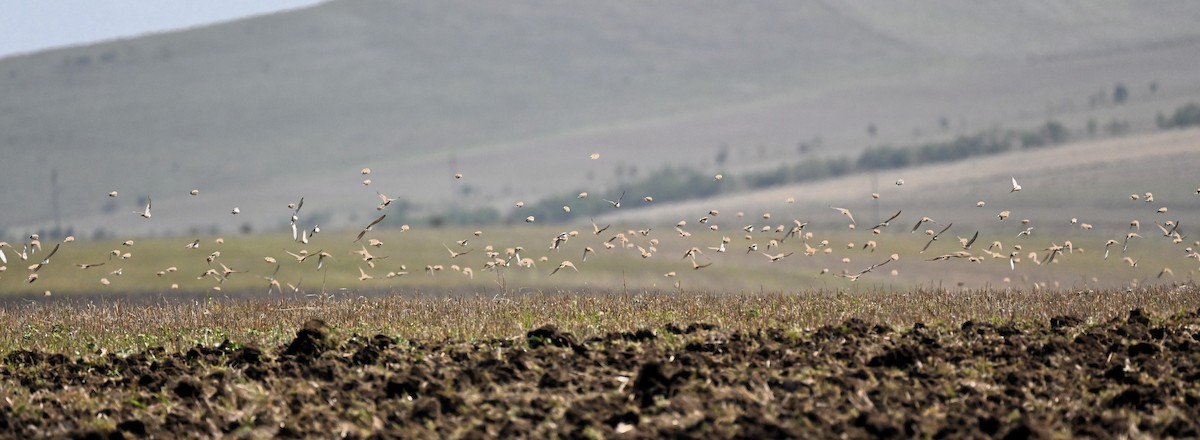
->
[830,206,856,225]
[911,216,937,232]
[377,192,397,210]
[762,252,794,262]
[444,245,473,259]
[1123,232,1142,252]
[550,260,578,275]
[591,218,610,235]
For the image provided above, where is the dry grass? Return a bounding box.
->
[4,284,1197,354]
[2,223,1189,299]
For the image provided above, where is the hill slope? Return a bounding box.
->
[2,0,1199,239]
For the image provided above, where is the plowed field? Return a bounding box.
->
[4,308,1200,438]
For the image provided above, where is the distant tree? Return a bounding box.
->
[1086,119,1097,137]
[1157,103,1200,129]
[857,146,909,170]
[866,123,878,137]
[796,142,810,156]
[1113,82,1129,104]
[1043,120,1069,144]
[1149,80,1159,95]
[939,116,950,132]
[1105,119,1130,136]
[715,143,729,165]
[1088,89,1106,109]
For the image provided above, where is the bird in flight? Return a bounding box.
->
[830,206,856,225]
[354,214,386,242]
[920,223,953,253]
[376,192,397,210]
[872,210,901,230]
[911,216,937,233]
[134,196,152,218]
[961,231,980,249]
[836,254,899,282]
[603,191,625,208]
[1010,176,1022,193]
[550,260,578,275]
[591,219,610,236]
[1122,232,1141,252]
[1103,239,1119,260]
[762,252,794,262]
[444,244,473,259]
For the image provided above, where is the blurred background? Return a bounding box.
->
[1,1,1198,268]
[0,0,1195,240]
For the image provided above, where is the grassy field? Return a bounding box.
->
[3,285,1197,355]
[1,219,1190,300]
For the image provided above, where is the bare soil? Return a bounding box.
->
[4,309,1200,438]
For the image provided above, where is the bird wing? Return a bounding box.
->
[920,237,937,253]
[964,231,979,249]
[911,219,925,233]
[934,223,953,238]
[884,210,901,224]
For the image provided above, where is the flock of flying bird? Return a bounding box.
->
[1,159,1198,296]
